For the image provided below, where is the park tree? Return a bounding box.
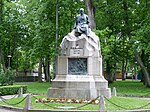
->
[0,0,24,85]
[85,0,96,30]
[87,0,150,86]
[81,0,117,83]
[0,0,6,71]
[94,0,124,83]
[18,0,57,82]
[0,0,27,71]
[16,0,83,82]
[131,0,150,87]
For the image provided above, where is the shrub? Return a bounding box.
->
[0,85,27,96]
[0,69,16,86]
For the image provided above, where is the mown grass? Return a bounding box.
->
[15,80,150,97]
[0,80,149,111]
[0,96,149,111]
[109,80,150,97]
[15,82,51,95]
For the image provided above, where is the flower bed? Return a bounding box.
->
[35,98,99,104]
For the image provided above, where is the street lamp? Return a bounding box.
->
[53,0,59,78]
[7,55,12,68]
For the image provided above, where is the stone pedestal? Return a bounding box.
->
[47,30,111,99]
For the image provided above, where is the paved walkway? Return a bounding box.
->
[126,96,150,100]
[0,109,13,112]
[0,108,17,112]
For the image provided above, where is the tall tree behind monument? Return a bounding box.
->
[0,0,6,71]
[85,0,96,30]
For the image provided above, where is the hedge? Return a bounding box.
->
[0,85,27,96]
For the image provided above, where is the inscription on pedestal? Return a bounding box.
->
[68,58,87,75]
[70,49,83,56]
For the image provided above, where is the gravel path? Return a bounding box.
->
[0,108,17,112]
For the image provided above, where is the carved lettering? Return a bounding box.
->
[74,49,80,54]
[70,49,83,56]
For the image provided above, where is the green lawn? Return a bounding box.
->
[15,80,150,97]
[0,81,150,111]
[15,82,51,95]
[0,96,149,111]
[109,80,150,97]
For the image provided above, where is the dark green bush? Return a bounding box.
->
[0,69,16,86]
[0,85,27,96]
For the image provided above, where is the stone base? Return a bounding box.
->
[47,75,111,99]
[48,88,111,99]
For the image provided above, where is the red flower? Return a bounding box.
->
[52,98,57,101]
[79,100,82,103]
[65,98,69,101]
[59,98,63,101]
[38,98,43,102]
[47,98,51,100]
[91,100,95,103]
[72,99,76,103]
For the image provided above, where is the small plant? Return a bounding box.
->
[0,68,16,86]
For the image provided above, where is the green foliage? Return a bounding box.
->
[0,69,16,86]
[0,85,27,95]
[95,0,150,83]
[0,0,149,84]
[96,28,115,60]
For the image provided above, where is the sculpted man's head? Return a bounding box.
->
[80,8,84,15]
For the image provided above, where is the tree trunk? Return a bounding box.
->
[106,60,114,83]
[16,45,19,76]
[42,61,46,80]
[134,49,150,87]
[85,0,96,30]
[45,56,51,82]
[38,58,43,82]
[0,49,6,71]
[134,65,137,80]
[121,58,126,80]
[122,57,128,80]
[53,54,58,79]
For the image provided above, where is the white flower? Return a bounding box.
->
[95,100,99,104]
[88,100,91,103]
[35,99,39,103]
[83,100,88,103]
[50,100,54,102]
[56,99,60,102]
[76,100,79,103]
[67,99,72,103]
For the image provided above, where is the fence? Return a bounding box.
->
[15,76,38,82]
[0,88,150,112]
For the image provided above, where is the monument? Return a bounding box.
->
[47,8,111,99]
